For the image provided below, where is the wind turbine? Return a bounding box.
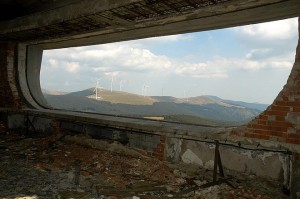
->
[110,74,114,92]
[142,83,150,97]
[119,80,124,91]
[184,89,189,102]
[94,78,102,100]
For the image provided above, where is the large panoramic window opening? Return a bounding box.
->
[40,18,298,126]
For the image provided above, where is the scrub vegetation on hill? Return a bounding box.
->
[43,88,268,127]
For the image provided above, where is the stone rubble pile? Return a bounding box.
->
[0,124,287,199]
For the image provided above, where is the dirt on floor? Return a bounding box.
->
[0,122,289,199]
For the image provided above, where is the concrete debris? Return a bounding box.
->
[0,124,289,199]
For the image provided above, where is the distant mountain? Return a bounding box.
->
[205,95,269,111]
[42,89,68,96]
[43,88,268,126]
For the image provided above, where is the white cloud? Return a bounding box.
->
[76,43,227,78]
[234,18,298,40]
[175,62,227,78]
[142,34,193,42]
[65,62,80,73]
[48,59,58,68]
[246,48,271,60]
[42,37,295,83]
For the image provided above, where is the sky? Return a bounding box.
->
[41,17,298,104]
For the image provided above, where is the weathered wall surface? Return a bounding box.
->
[6,113,167,161]
[165,137,290,186]
[6,112,290,184]
[0,42,23,109]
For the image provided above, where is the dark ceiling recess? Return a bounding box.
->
[0,3,25,21]
[0,0,79,21]
[0,0,231,41]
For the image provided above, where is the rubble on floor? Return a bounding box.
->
[0,123,289,199]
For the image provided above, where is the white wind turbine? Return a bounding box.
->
[119,80,124,91]
[184,89,189,102]
[94,78,103,100]
[110,74,114,92]
[142,83,150,97]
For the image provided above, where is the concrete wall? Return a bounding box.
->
[0,42,24,109]
[7,113,53,135]
[5,112,290,185]
[165,137,290,187]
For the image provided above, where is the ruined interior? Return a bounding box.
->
[0,0,300,198]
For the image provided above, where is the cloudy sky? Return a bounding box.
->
[41,17,298,104]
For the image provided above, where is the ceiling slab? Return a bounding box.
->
[0,0,298,46]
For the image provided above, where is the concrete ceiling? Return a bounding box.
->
[0,0,299,48]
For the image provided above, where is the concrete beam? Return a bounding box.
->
[0,0,141,35]
[0,0,298,45]
[37,0,299,49]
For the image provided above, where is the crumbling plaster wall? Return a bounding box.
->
[165,138,290,183]
[0,42,23,109]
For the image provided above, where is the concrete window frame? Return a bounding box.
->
[16,4,298,111]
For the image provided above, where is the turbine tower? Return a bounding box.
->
[110,74,114,92]
[119,80,124,91]
[184,89,189,102]
[94,78,102,100]
[142,83,150,97]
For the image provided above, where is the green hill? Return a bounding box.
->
[43,88,268,126]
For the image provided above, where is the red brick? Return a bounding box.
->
[274,101,289,106]
[253,129,270,135]
[160,135,166,143]
[265,110,288,117]
[266,121,293,128]
[257,120,267,125]
[293,107,300,112]
[244,133,254,138]
[0,42,24,109]
[286,139,300,145]
[258,115,268,120]
[260,134,270,140]
[269,131,287,137]
[156,143,165,153]
[275,116,286,121]
[294,153,300,160]
[270,105,290,112]
[287,134,300,140]
[230,130,241,136]
[278,137,287,143]
[270,126,288,132]
[248,124,267,130]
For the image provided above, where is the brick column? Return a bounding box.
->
[0,42,23,109]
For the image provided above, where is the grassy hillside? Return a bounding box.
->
[67,88,157,105]
[43,88,267,126]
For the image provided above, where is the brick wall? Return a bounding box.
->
[231,17,300,146]
[0,42,23,109]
